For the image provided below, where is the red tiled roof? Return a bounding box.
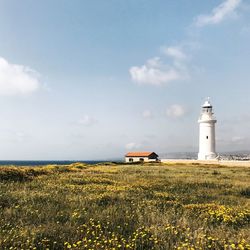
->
[125,152,158,157]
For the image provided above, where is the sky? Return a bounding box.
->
[0,0,250,160]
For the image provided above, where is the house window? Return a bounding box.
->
[139,158,144,162]
[206,136,208,139]
[129,158,133,162]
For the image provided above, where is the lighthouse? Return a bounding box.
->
[198,98,217,160]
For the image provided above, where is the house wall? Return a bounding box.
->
[125,157,157,163]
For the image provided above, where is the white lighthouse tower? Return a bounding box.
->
[198,97,217,160]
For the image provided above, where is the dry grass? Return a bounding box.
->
[0,162,250,249]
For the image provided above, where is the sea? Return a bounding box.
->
[0,160,119,167]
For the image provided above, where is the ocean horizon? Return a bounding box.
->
[0,160,123,166]
[1,150,249,166]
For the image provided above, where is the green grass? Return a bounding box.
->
[0,163,250,249]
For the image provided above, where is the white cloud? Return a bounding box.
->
[231,136,245,143]
[129,57,187,86]
[78,115,97,127]
[142,110,153,119]
[195,0,241,27]
[166,104,187,118]
[130,0,242,86]
[0,57,41,96]
[162,46,187,61]
[125,142,141,150]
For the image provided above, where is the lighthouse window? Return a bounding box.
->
[206,136,208,139]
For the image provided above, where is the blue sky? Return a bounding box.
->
[0,0,250,160]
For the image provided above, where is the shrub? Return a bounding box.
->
[239,187,250,198]
[0,167,32,182]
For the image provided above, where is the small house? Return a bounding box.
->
[125,152,159,163]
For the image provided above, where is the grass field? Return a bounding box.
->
[0,162,250,249]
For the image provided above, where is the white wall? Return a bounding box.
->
[125,157,157,163]
[198,121,216,160]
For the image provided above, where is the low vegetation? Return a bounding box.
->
[0,162,250,249]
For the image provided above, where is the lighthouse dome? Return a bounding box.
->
[202,97,212,108]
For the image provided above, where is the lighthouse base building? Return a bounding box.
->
[198,98,217,160]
